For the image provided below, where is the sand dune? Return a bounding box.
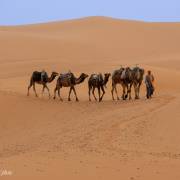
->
[0,16,180,179]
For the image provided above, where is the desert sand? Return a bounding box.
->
[0,16,180,179]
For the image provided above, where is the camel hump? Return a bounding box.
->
[91,74,98,79]
[41,71,47,76]
[91,74,102,81]
[40,71,48,82]
[121,69,126,79]
[98,73,103,81]
[60,72,73,80]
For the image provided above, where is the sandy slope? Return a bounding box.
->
[0,16,180,179]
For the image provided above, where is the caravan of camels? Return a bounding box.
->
[27,66,154,101]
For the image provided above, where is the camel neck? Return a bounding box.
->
[75,75,85,84]
[48,74,56,83]
[103,77,109,86]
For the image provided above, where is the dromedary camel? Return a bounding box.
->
[132,67,144,99]
[53,71,88,101]
[27,71,59,97]
[88,73,111,102]
[111,66,144,100]
[111,67,127,100]
[121,67,134,100]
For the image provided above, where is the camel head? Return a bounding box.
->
[75,73,89,84]
[81,73,89,78]
[48,71,59,82]
[52,71,59,76]
[104,73,111,79]
[80,73,89,81]
[103,73,111,87]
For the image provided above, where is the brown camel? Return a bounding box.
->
[27,71,59,97]
[132,67,144,99]
[53,72,88,101]
[121,67,134,100]
[111,66,144,100]
[88,73,111,102]
[111,67,128,100]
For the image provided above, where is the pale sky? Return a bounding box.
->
[1,0,180,25]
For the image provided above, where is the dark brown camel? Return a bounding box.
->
[53,72,88,101]
[121,67,134,100]
[88,73,111,102]
[132,67,144,99]
[27,71,58,97]
[111,66,144,100]
[121,67,145,100]
[111,67,127,100]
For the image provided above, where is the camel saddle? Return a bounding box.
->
[60,72,73,80]
[91,74,103,82]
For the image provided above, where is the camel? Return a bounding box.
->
[132,67,144,99]
[111,67,127,100]
[121,67,134,100]
[53,71,88,101]
[111,66,144,100]
[88,73,111,102]
[27,71,59,97]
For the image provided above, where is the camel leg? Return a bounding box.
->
[54,86,63,101]
[122,84,126,100]
[137,82,142,99]
[128,83,133,100]
[114,85,120,100]
[134,83,139,99]
[111,84,115,100]
[100,86,105,102]
[27,84,32,96]
[133,84,137,99]
[134,82,141,99]
[72,86,79,101]
[33,83,38,97]
[88,85,92,101]
[92,87,97,101]
[58,88,63,101]
[44,84,51,98]
[53,86,57,99]
[41,85,45,97]
[27,79,33,96]
[68,87,73,101]
[98,87,101,102]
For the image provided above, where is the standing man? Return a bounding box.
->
[145,70,155,99]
